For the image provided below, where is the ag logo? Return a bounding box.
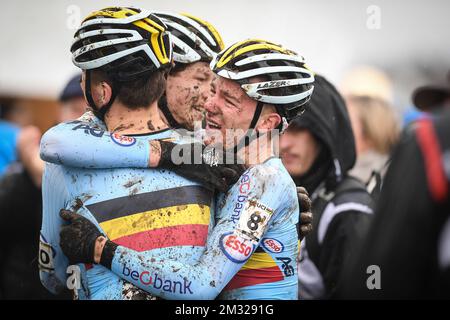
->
[70,121,105,137]
[111,133,136,147]
[261,238,284,253]
[276,257,295,277]
[38,236,54,272]
[219,232,256,263]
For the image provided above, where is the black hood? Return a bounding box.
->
[289,74,356,192]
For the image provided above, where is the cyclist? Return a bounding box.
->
[39,7,241,300]
[58,39,315,299]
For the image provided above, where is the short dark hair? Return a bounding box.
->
[168,63,188,76]
[93,69,167,109]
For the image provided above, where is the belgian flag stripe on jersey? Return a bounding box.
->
[86,185,212,222]
[86,185,212,252]
[113,224,209,252]
[224,252,284,290]
[98,203,210,240]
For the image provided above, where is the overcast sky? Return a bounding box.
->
[1,0,449,109]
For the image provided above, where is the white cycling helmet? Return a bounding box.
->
[71,7,172,81]
[153,12,224,64]
[210,39,315,123]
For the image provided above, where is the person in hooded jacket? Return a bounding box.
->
[280,74,374,299]
[337,74,450,299]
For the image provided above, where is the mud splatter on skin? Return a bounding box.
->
[166,62,212,130]
[147,120,155,131]
[112,123,135,133]
[150,141,161,158]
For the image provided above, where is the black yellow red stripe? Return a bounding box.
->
[86,186,212,251]
[98,203,210,240]
[224,250,284,290]
[86,186,211,223]
[114,224,208,252]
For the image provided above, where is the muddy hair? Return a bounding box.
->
[92,69,168,109]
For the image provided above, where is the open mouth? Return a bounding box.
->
[206,119,222,130]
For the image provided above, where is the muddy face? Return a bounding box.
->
[165,62,214,130]
[204,76,257,148]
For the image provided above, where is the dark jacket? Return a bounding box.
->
[0,165,69,299]
[339,111,450,299]
[292,75,374,299]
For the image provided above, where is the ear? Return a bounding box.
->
[98,81,113,107]
[256,111,282,132]
[86,80,112,108]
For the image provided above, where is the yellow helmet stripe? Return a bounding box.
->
[142,16,165,32]
[152,32,170,64]
[217,39,260,65]
[216,41,292,69]
[132,20,169,63]
[181,13,225,50]
[84,7,138,22]
[80,7,170,64]
[141,17,169,63]
[132,12,168,64]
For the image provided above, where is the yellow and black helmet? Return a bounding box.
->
[211,39,314,122]
[71,7,173,81]
[153,12,224,64]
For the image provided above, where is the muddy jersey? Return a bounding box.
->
[39,120,215,300]
[109,158,299,300]
[39,114,299,299]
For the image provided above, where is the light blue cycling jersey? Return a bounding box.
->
[40,117,215,300]
[40,113,299,300]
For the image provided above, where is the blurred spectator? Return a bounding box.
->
[346,95,400,184]
[14,74,85,187]
[340,66,400,188]
[59,74,86,122]
[0,101,33,127]
[340,66,394,105]
[403,107,426,127]
[280,75,374,299]
[0,103,20,176]
[339,72,450,299]
[0,74,83,299]
[413,71,450,112]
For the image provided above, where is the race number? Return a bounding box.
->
[236,199,274,243]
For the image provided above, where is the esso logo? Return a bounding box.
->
[262,238,284,253]
[220,233,255,263]
[111,133,136,146]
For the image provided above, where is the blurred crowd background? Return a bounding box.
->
[1,0,450,136]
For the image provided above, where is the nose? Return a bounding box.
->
[204,95,218,115]
[200,85,209,102]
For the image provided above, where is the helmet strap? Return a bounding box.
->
[233,101,265,154]
[249,101,264,129]
[158,95,181,128]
